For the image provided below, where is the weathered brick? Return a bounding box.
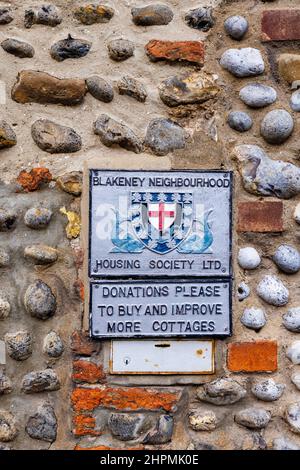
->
[227,341,278,372]
[145,40,204,65]
[72,360,106,384]
[73,415,102,437]
[237,201,283,233]
[71,386,181,412]
[73,279,84,301]
[71,330,100,357]
[16,168,52,192]
[262,10,300,41]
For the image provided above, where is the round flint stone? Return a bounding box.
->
[224,16,249,40]
[286,341,300,365]
[43,331,64,358]
[220,48,265,78]
[286,311,300,335]
[0,411,18,442]
[260,109,294,144]
[273,245,300,274]
[237,282,250,301]
[239,83,277,108]
[0,297,11,319]
[238,247,261,269]
[291,373,300,391]
[234,407,271,429]
[241,307,266,331]
[286,402,300,434]
[108,39,134,61]
[294,202,300,224]
[273,437,300,451]
[4,330,32,361]
[24,280,56,320]
[26,402,57,442]
[24,207,52,229]
[290,90,300,112]
[256,275,289,306]
[251,378,285,402]
[86,76,114,103]
[227,111,252,132]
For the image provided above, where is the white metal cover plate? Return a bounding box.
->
[110,339,214,374]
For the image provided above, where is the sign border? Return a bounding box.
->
[89,278,233,340]
[88,169,233,279]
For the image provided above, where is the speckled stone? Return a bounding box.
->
[43,332,64,358]
[291,373,300,391]
[0,121,17,149]
[273,437,300,451]
[117,76,147,103]
[0,7,13,25]
[238,247,261,269]
[283,308,300,332]
[1,38,35,58]
[237,282,250,301]
[21,369,60,393]
[240,307,266,331]
[239,83,277,108]
[220,48,265,78]
[0,210,17,231]
[4,331,32,361]
[0,411,18,442]
[50,35,91,62]
[32,119,82,154]
[224,16,249,40]
[257,275,289,306]
[145,118,186,156]
[86,76,114,103]
[74,4,114,25]
[234,145,300,199]
[0,297,11,320]
[290,90,300,112]
[0,248,10,267]
[273,245,300,274]
[25,403,57,442]
[107,39,134,61]
[286,402,300,434]
[188,409,224,431]
[24,207,52,229]
[286,341,300,365]
[261,109,294,144]
[0,373,12,395]
[143,415,173,444]
[108,413,146,441]
[24,245,58,265]
[235,408,271,429]
[185,7,214,32]
[24,280,57,320]
[94,114,143,154]
[251,378,285,402]
[131,4,173,26]
[197,378,246,405]
[227,111,252,132]
[24,4,62,28]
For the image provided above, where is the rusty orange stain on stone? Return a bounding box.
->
[237,201,283,233]
[16,167,52,192]
[145,40,205,65]
[73,414,102,437]
[72,360,106,384]
[71,330,99,356]
[227,340,278,372]
[71,386,181,412]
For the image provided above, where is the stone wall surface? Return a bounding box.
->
[1,0,300,451]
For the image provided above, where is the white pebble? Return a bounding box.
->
[238,247,261,270]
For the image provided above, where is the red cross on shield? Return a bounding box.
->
[148,202,176,231]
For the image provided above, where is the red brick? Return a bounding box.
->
[71,386,181,412]
[145,40,205,65]
[227,341,278,372]
[72,360,106,384]
[71,330,100,357]
[73,415,102,437]
[237,201,283,233]
[262,10,300,41]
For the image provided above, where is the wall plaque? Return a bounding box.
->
[110,340,215,375]
[89,170,232,278]
[90,279,231,339]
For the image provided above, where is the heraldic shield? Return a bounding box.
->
[131,192,193,254]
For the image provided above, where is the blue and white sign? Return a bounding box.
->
[89,170,232,278]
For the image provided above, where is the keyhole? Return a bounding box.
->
[124,356,131,365]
